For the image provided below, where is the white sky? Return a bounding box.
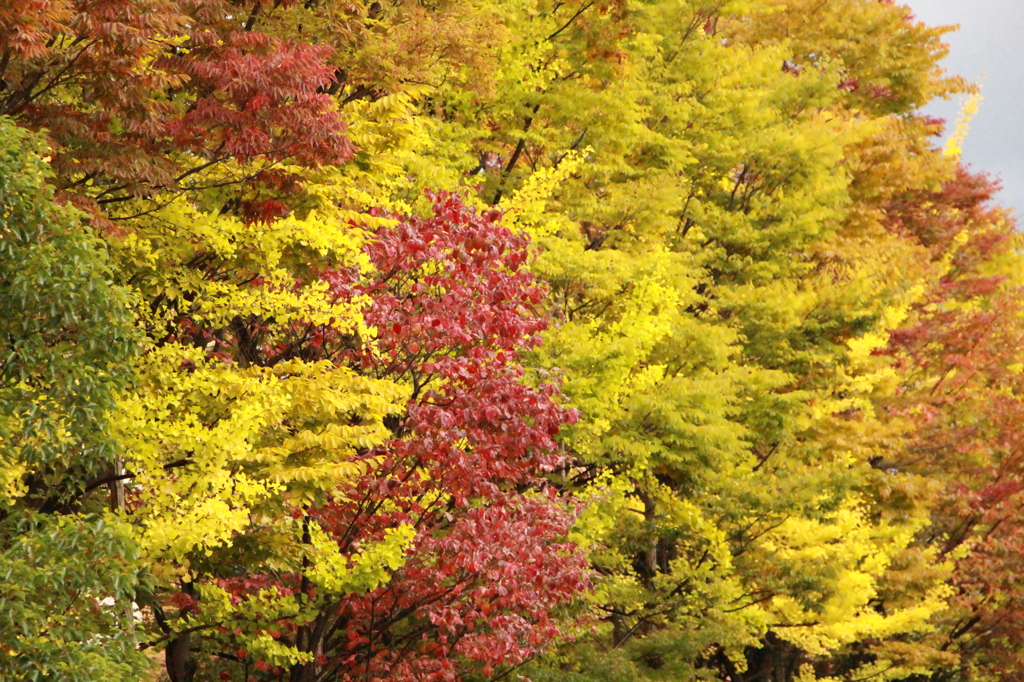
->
[906,0,1024,217]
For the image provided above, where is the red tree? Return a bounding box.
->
[172,194,590,681]
[0,0,353,223]
[314,194,590,681]
[883,166,1024,680]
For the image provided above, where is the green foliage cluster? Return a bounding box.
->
[0,117,147,679]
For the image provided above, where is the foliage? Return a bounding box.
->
[130,193,588,681]
[0,117,148,680]
[879,166,1024,682]
[5,0,1024,681]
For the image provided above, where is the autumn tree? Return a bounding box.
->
[874,165,1024,682]
[374,0,976,680]
[133,194,589,682]
[0,1,588,680]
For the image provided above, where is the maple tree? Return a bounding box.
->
[874,165,1024,682]
[136,194,588,682]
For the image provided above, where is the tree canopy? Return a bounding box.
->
[1,1,1023,681]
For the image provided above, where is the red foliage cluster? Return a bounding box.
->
[205,194,589,681]
[327,196,565,496]
[883,166,1024,677]
[310,194,586,681]
[0,0,351,208]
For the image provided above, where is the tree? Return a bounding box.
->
[7,0,1024,680]
[879,166,1024,682]
[0,2,590,679]
[120,193,588,681]
[0,117,148,680]
[379,0,972,679]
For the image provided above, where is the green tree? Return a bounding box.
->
[0,117,149,680]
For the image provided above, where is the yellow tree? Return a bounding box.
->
[376,0,974,679]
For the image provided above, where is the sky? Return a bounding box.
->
[906,0,1024,216]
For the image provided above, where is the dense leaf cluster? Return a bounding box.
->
[2,1,1024,682]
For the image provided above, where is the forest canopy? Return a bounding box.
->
[1,1,1022,681]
